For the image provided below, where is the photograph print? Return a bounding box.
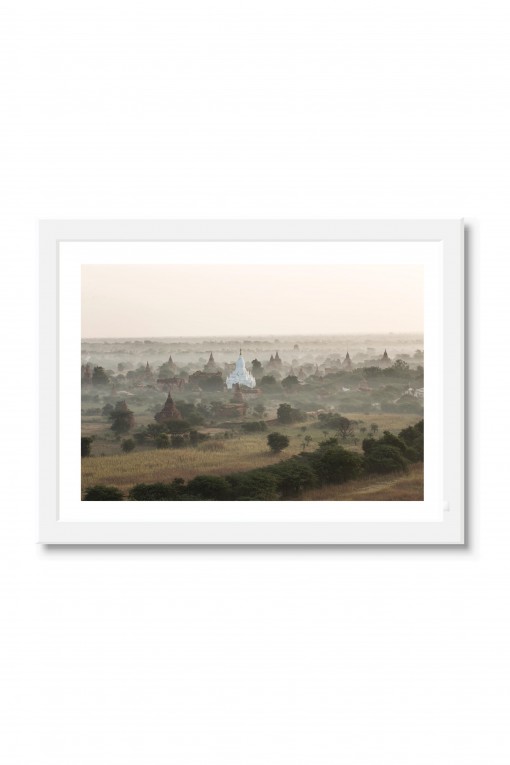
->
[80,260,425,504]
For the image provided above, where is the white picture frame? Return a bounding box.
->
[39,219,464,545]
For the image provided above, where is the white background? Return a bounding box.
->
[0,2,501,764]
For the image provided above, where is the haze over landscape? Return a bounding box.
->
[81,264,424,503]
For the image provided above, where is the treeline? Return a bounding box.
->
[84,420,424,501]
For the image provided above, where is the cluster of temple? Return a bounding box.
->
[82,347,398,395]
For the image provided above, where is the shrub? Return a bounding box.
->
[241,421,267,433]
[398,420,424,461]
[128,479,198,501]
[405,447,420,462]
[260,375,279,389]
[133,430,149,445]
[186,475,231,500]
[129,482,180,501]
[155,433,170,449]
[281,375,299,390]
[81,436,93,458]
[227,471,280,500]
[364,444,409,474]
[92,366,110,386]
[121,438,135,453]
[84,485,124,501]
[378,430,407,453]
[310,445,363,485]
[277,403,305,424]
[268,459,318,498]
[170,434,186,448]
[267,432,290,453]
[109,400,135,434]
[174,402,205,426]
[318,413,355,439]
[362,437,377,453]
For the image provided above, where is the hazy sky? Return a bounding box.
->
[81,264,423,337]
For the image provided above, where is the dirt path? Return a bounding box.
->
[298,463,424,501]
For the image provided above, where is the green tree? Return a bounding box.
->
[81,436,93,457]
[186,475,231,500]
[281,375,299,390]
[109,400,135,435]
[174,401,205,425]
[121,438,136,453]
[260,375,278,389]
[84,485,124,501]
[335,416,355,441]
[311,444,363,484]
[129,479,187,501]
[227,471,279,500]
[392,359,410,374]
[379,430,407,453]
[276,403,305,424]
[267,432,290,453]
[364,444,409,474]
[92,366,110,386]
[398,419,424,461]
[155,433,170,449]
[269,459,317,497]
[251,359,263,376]
[241,421,267,432]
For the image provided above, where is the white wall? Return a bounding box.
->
[0,1,503,763]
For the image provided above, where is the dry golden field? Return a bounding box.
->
[81,430,303,494]
[81,411,422,497]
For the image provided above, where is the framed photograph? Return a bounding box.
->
[39,220,464,544]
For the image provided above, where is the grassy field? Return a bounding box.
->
[82,411,421,496]
[82,430,301,493]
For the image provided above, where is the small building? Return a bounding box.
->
[380,349,392,368]
[155,393,182,423]
[166,354,178,373]
[342,351,353,370]
[266,351,283,370]
[204,352,218,372]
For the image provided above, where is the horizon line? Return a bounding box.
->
[82,331,424,340]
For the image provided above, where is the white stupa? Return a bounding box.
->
[226,349,256,390]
